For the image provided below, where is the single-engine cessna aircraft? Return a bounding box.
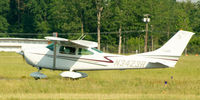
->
[19,30,194,79]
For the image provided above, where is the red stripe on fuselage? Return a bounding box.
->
[156,58,178,61]
[32,53,115,63]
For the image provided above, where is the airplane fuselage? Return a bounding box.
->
[23,45,170,71]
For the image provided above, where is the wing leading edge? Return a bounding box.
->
[45,37,97,48]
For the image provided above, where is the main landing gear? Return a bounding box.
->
[30,67,87,80]
[60,68,88,79]
[60,71,88,79]
[30,67,47,80]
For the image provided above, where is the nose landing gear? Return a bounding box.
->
[30,67,47,80]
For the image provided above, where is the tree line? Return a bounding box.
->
[0,0,200,54]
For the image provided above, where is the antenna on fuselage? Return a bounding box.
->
[78,34,86,40]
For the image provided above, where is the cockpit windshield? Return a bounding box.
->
[47,43,103,54]
[91,48,103,53]
[46,43,54,51]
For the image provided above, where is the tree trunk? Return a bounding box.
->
[80,13,84,36]
[185,48,187,56]
[118,26,122,54]
[123,35,126,54]
[81,22,84,36]
[17,0,20,24]
[97,6,103,50]
[151,35,154,51]
[167,25,170,39]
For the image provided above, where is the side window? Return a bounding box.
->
[78,48,94,55]
[59,46,76,55]
[91,48,103,53]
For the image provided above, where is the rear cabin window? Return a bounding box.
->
[59,46,76,55]
[78,48,94,55]
[91,48,103,53]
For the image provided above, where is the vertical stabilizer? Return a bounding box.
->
[137,30,195,67]
[141,30,195,56]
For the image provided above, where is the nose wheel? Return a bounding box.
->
[30,67,47,80]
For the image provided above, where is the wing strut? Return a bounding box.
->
[53,41,57,69]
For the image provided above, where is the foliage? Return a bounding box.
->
[0,16,9,33]
[0,0,9,33]
[127,37,144,53]
[188,36,200,54]
[0,0,200,53]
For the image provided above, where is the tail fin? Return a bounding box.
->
[138,30,195,67]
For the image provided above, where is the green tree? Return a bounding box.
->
[127,37,144,53]
[175,2,192,31]
[0,0,9,33]
[0,16,9,36]
[47,0,82,39]
[8,0,25,34]
[24,0,50,38]
[190,1,200,33]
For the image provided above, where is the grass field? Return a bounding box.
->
[0,52,199,100]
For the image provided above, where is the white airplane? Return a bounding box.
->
[19,30,194,79]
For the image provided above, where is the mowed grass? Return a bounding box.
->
[0,52,199,100]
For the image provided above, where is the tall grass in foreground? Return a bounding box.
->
[0,52,199,100]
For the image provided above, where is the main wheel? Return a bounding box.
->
[34,77,40,80]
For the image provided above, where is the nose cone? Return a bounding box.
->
[17,50,24,56]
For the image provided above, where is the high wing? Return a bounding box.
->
[45,36,97,48]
